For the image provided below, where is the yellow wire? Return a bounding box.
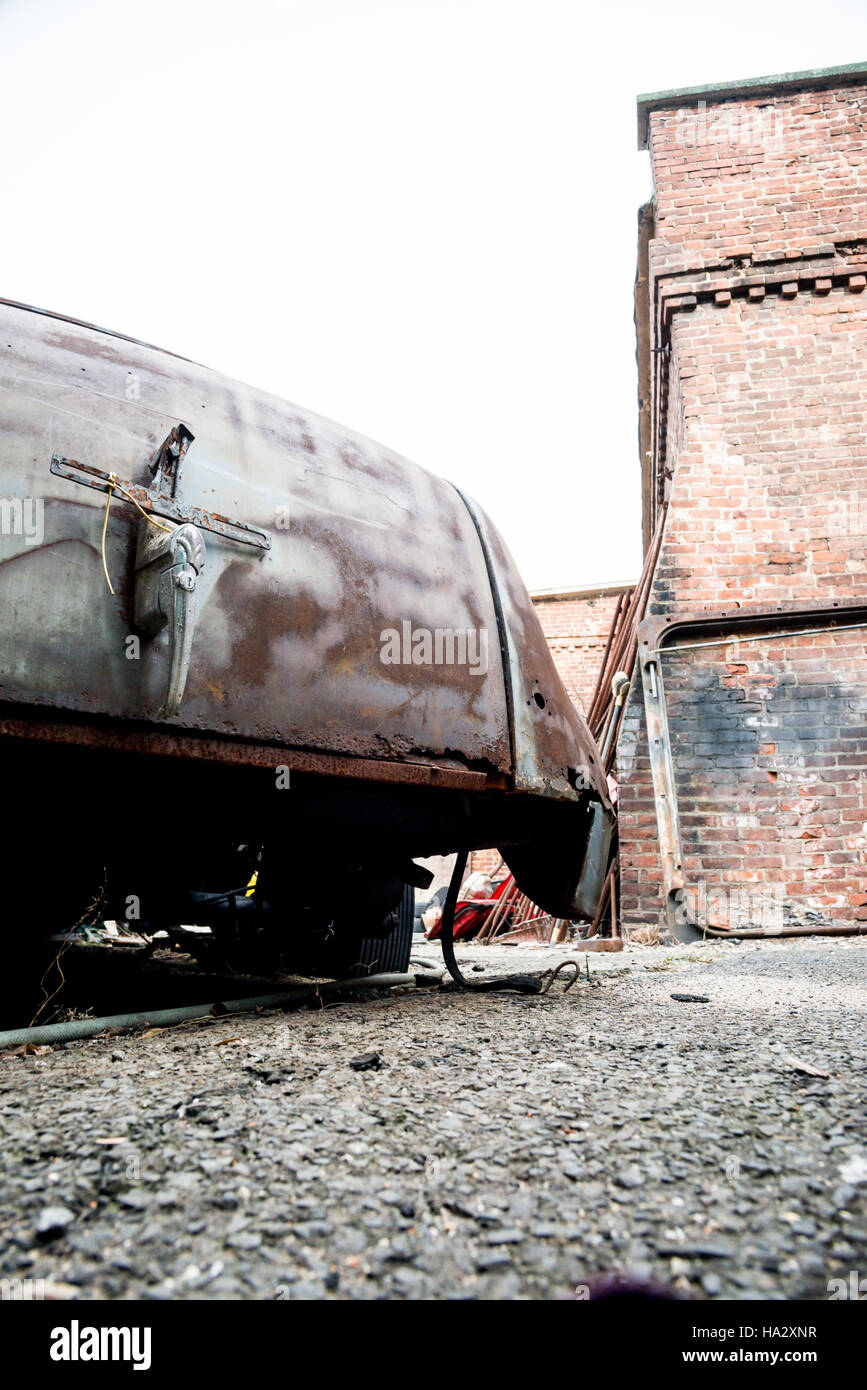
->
[100,472,173,595]
[100,482,115,595]
[110,475,173,533]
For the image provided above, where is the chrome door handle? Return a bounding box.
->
[134,521,206,717]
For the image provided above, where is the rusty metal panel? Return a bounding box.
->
[0,708,498,789]
[0,301,511,774]
[454,489,610,805]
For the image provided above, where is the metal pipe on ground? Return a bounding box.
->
[696,924,866,941]
[0,971,425,1049]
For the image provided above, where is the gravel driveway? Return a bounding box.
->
[1,935,865,1301]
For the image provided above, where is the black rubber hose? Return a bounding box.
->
[439,850,545,994]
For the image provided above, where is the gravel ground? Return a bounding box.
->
[1,935,865,1301]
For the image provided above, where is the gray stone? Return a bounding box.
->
[35,1206,75,1242]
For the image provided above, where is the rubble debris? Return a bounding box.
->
[782,1055,831,1079]
[35,1206,75,1242]
[655,1240,733,1259]
[349,1051,383,1071]
[631,926,661,946]
[839,1156,867,1185]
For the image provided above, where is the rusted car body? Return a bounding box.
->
[0,297,611,967]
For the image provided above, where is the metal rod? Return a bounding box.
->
[700,923,866,940]
[0,972,417,1049]
[477,875,514,941]
[586,865,614,937]
[587,588,628,720]
[657,620,867,656]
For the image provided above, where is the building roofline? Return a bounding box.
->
[530,580,637,603]
[637,61,867,148]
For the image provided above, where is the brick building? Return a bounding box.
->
[616,63,867,933]
[531,581,634,714]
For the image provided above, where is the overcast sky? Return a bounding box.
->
[2,0,866,590]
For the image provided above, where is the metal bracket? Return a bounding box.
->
[51,421,271,718]
[638,625,683,918]
[50,423,271,550]
[148,422,193,499]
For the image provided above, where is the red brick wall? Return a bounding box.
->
[470,847,504,877]
[648,85,867,276]
[619,76,867,930]
[470,586,631,876]
[532,589,628,714]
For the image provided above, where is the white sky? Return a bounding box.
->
[2,0,867,590]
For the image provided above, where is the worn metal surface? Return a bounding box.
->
[570,801,615,918]
[0,706,498,789]
[638,600,867,938]
[0,300,516,775]
[0,298,609,807]
[454,488,610,805]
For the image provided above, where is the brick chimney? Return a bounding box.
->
[619,64,867,933]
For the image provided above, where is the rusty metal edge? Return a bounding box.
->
[449,482,517,774]
[0,296,202,366]
[642,599,867,654]
[0,708,505,791]
[636,599,867,939]
[452,485,609,805]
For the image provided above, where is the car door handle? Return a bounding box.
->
[134,521,206,717]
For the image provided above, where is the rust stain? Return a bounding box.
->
[0,707,500,790]
[214,560,331,688]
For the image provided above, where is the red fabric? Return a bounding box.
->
[425,876,512,941]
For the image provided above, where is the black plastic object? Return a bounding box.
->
[342,882,415,978]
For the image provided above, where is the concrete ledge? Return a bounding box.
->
[637,61,867,148]
[530,580,637,603]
